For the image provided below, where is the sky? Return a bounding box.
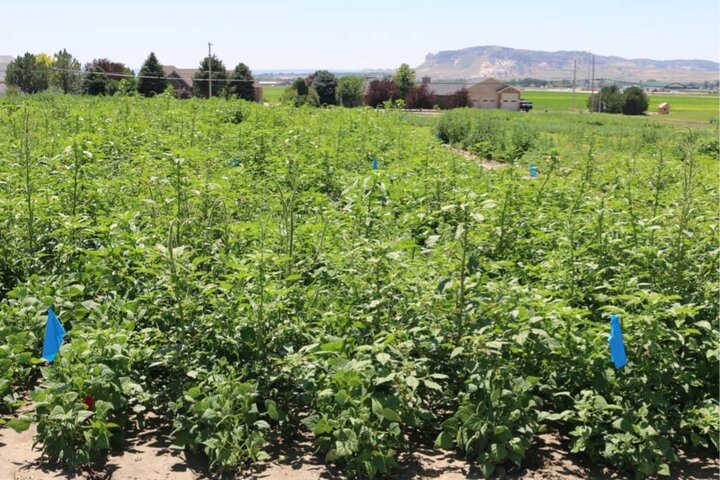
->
[4,0,719,71]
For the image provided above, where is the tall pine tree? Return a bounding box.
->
[137,52,168,97]
[193,55,227,98]
[228,63,256,101]
[51,49,81,94]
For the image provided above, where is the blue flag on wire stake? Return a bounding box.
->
[372,158,378,170]
[42,307,65,362]
[608,314,627,369]
[529,163,538,178]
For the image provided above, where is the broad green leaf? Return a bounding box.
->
[423,379,442,391]
[76,410,94,423]
[371,397,384,418]
[6,416,31,433]
[382,408,402,422]
[434,431,454,449]
[266,400,279,420]
[376,352,391,365]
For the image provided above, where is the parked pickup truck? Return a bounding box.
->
[519,100,533,112]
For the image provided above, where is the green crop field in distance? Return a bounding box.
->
[262,85,286,103]
[523,90,719,124]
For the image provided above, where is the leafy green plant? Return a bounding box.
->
[291,335,441,479]
[437,368,540,478]
[17,310,144,467]
[170,363,270,471]
[566,391,678,477]
[0,94,716,480]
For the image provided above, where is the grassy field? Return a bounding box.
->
[264,84,718,125]
[262,85,285,103]
[523,90,719,123]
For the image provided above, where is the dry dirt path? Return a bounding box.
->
[1,423,717,480]
[441,144,508,170]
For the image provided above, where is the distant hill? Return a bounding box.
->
[416,46,719,83]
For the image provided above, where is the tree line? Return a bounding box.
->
[5,53,476,110]
[587,85,649,115]
[282,63,472,109]
[4,51,473,109]
[4,50,257,100]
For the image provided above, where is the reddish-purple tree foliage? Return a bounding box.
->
[405,84,436,109]
[304,72,317,88]
[84,59,128,80]
[448,87,473,108]
[365,79,400,107]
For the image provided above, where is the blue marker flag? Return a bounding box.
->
[530,163,538,178]
[232,156,239,167]
[42,307,65,362]
[372,158,378,170]
[608,314,627,369]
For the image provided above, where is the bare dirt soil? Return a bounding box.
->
[441,144,508,170]
[1,422,717,480]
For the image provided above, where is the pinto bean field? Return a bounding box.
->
[0,94,717,479]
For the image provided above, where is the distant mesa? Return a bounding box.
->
[416,46,719,83]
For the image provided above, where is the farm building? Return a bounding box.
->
[424,77,523,110]
[162,65,264,101]
[657,102,671,114]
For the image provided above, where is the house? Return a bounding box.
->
[162,65,264,102]
[425,77,524,111]
[467,78,522,110]
[0,55,13,95]
[162,65,195,98]
[657,102,670,115]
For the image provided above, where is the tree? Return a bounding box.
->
[393,63,415,99]
[365,79,400,107]
[621,86,649,115]
[309,70,337,105]
[84,59,128,81]
[137,52,168,97]
[282,77,319,107]
[193,55,227,98]
[36,53,55,69]
[587,85,622,113]
[293,77,308,96]
[84,58,133,95]
[336,76,365,107]
[228,63,256,101]
[405,84,435,109]
[51,49,81,94]
[448,88,472,108]
[82,66,109,95]
[5,53,49,93]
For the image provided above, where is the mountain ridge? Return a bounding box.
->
[416,46,719,83]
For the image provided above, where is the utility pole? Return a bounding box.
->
[572,59,577,111]
[208,42,213,98]
[590,54,595,114]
